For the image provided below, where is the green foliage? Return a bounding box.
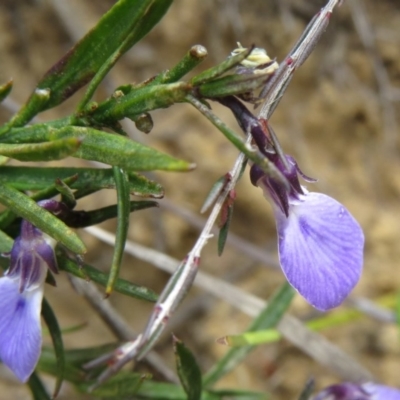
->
[0,0,296,398]
[0,80,13,103]
[174,336,203,400]
[203,283,295,388]
[41,299,65,398]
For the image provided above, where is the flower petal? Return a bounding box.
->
[274,192,364,310]
[314,382,400,400]
[364,383,400,400]
[313,382,371,400]
[0,277,43,382]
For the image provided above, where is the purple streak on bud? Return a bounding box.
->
[217,96,274,154]
[314,382,400,400]
[7,219,58,293]
[37,199,70,217]
[251,155,364,311]
[250,155,305,217]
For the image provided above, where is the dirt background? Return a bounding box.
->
[0,0,400,399]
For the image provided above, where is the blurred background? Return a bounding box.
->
[0,0,400,398]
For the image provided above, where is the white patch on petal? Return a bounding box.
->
[0,277,43,382]
[274,192,364,311]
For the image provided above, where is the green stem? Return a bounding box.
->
[186,94,288,187]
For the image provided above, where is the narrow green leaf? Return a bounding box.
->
[152,45,208,85]
[78,371,147,397]
[198,72,271,99]
[191,46,251,86]
[0,184,86,254]
[106,168,130,296]
[223,330,280,347]
[200,175,227,214]
[49,343,118,367]
[0,166,164,197]
[203,282,295,388]
[57,255,158,302]
[0,229,13,253]
[41,298,65,398]
[0,137,81,161]
[66,201,158,228]
[4,125,194,172]
[38,348,85,384]
[218,202,233,256]
[51,126,193,171]
[0,88,50,134]
[128,380,220,400]
[221,294,399,346]
[121,0,174,53]
[55,178,77,208]
[27,372,52,400]
[88,82,189,124]
[0,79,13,103]
[127,380,193,400]
[35,0,153,111]
[0,175,78,230]
[174,336,202,400]
[396,291,400,337]
[211,388,268,400]
[76,0,173,111]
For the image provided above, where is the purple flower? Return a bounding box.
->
[251,154,364,311]
[0,217,57,382]
[314,382,400,400]
[215,95,364,310]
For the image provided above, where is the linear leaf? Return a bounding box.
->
[174,336,202,400]
[41,298,65,398]
[57,255,158,303]
[65,201,158,228]
[0,137,81,161]
[0,166,164,197]
[4,126,194,172]
[27,372,52,400]
[35,0,153,111]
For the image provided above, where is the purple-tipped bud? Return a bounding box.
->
[314,382,400,400]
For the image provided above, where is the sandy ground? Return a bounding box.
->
[0,0,400,399]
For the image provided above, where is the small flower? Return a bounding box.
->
[0,214,57,382]
[215,96,364,310]
[314,382,400,400]
[250,153,364,311]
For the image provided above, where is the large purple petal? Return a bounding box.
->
[0,276,43,382]
[274,192,364,310]
[364,383,400,400]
